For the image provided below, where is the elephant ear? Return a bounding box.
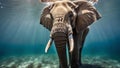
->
[40,4,54,31]
[73,1,101,32]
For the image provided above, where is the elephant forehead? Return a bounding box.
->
[51,6,68,16]
[50,2,71,17]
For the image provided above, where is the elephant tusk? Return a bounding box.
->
[45,38,53,53]
[68,34,74,52]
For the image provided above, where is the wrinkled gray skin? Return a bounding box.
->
[40,1,101,68]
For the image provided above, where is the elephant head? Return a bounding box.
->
[40,0,101,68]
[45,1,77,53]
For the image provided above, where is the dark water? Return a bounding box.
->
[0,0,120,67]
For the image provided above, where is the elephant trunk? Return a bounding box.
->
[53,32,74,68]
[53,32,68,68]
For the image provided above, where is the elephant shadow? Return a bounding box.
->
[81,64,103,68]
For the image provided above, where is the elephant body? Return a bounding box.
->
[40,0,101,68]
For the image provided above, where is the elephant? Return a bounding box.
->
[40,0,101,68]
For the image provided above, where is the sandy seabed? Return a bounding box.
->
[0,54,120,68]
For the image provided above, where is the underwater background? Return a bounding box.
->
[0,0,120,68]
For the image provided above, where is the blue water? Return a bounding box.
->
[0,0,120,62]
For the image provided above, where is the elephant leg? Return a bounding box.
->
[71,30,82,68]
[79,28,89,64]
[71,28,89,68]
[53,32,68,68]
